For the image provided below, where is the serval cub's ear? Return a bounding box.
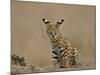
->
[56,19,64,28]
[42,18,51,24]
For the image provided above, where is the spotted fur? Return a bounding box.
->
[42,18,78,68]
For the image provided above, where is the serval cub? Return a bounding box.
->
[42,18,78,68]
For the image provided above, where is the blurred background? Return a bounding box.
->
[11,0,96,68]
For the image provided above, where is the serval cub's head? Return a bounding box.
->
[42,18,64,41]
